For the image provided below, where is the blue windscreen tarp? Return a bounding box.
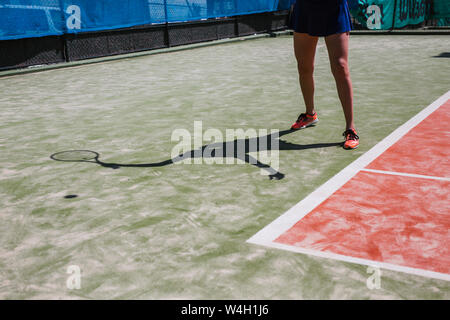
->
[0,1,64,39]
[3,0,448,41]
[0,0,283,40]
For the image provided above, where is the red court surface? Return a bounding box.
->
[248,92,450,281]
[366,100,450,178]
[275,172,449,275]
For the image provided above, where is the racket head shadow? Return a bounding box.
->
[51,150,99,162]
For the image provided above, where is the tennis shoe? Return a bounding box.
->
[291,112,318,130]
[343,129,359,149]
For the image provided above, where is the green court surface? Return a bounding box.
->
[0,34,449,299]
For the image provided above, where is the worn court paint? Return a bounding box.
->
[366,100,450,178]
[276,172,450,276]
[248,92,450,281]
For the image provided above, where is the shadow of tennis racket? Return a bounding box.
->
[51,150,172,169]
[51,129,342,180]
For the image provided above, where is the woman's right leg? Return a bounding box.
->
[294,32,319,115]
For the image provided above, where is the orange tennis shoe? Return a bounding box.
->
[343,129,359,149]
[291,112,318,130]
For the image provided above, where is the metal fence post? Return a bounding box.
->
[57,0,70,62]
[391,0,398,30]
[164,0,170,47]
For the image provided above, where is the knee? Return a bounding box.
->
[297,61,314,77]
[330,58,349,78]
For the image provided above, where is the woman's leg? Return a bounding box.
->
[324,32,355,130]
[294,32,319,115]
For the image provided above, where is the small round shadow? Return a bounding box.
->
[64,195,78,199]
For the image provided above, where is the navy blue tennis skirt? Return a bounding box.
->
[290,0,353,37]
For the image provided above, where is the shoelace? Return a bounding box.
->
[343,129,359,141]
[296,113,307,122]
[297,113,315,122]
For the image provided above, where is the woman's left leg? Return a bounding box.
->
[324,32,355,131]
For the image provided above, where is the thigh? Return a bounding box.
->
[324,32,350,65]
[293,32,319,67]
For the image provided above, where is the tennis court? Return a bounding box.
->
[0,33,449,299]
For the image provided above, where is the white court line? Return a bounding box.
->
[247,90,450,281]
[261,241,450,282]
[360,168,450,182]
